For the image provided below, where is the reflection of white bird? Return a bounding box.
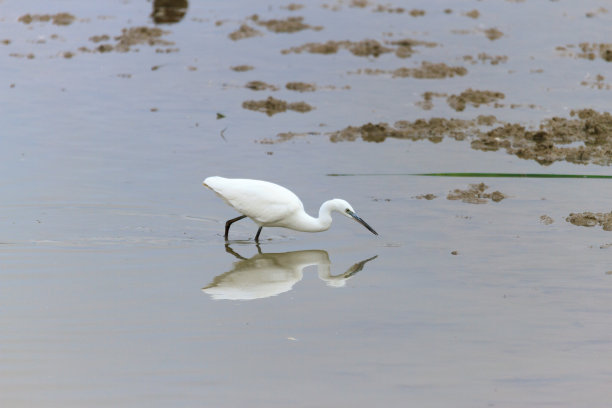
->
[202,247,377,301]
[203,176,378,242]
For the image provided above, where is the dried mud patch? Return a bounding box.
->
[242,96,314,116]
[286,82,316,92]
[82,27,175,53]
[18,13,76,25]
[352,62,468,79]
[387,38,438,58]
[415,194,437,200]
[244,81,346,92]
[470,109,612,166]
[566,212,612,231]
[231,65,254,72]
[282,39,393,57]
[447,183,506,204]
[267,109,612,167]
[327,116,497,143]
[417,91,532,111]
[282,38,436,58]
[580,74,612,90]
[484,27,504,41]
[251,15,323,33]
[446,89,505,111]
[228,24,262,41]
[282,4,304,11]
[557,43,612,62]
[245,81,279,91]
[462,53,508,65]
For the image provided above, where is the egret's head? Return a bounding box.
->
[332,199,378,236]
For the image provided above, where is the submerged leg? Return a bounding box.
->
[254,226,263,242]
[224,215,247,240]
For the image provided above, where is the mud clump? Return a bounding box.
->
[447,183,506,204]
[463,53,508,65]
[286,82,316,92]
[328,116,496,143]
[415,194,437,200]
[18,13,76,25]
[373,5,406,13]
[115,27,173,52]
[387,38,438,58]
[252,15,322,33]
[393,62,468,79]
[231,65,254,72]
[272,109,612,167]
[484,27,503,41]
[566,212,612,231]
[355,62,467,79]
[447,89,505,111]
[416,91,447,110]
[558,43,612,62]
[581,74,612,90]
[242,96,314,116]
[349,39,393,57]
[282,39,393,57]
[283,38,437,58]
[470,109,612,166]
[287,101,313,113]
[282,4,304,11]
[83,27,174,53]
[283,40,340,54]
[465,9,480,19]
[245,81,278,91]
[228,24,262,41]
[540,215,554,225]
[89,35,110,43]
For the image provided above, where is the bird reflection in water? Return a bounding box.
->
[202,245,377,301]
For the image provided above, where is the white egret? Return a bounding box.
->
[203,176,378,241]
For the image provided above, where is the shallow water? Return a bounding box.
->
[2,0,612,407]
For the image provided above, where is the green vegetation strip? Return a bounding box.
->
[328,173,612,179]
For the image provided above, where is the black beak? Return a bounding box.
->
[348,211,378,236]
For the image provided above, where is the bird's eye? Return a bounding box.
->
[345,209,350,213]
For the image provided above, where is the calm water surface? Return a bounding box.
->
[2,0,612,407]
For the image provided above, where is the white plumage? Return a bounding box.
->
[203,176,378,241]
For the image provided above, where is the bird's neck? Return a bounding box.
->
[293,200,335,232]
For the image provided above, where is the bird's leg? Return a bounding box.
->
[224,215,247,240]
[254,226,263,242]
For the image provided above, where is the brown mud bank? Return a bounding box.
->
[414,184,506,204]
[282,38,437,58]
[229,15,322,40]
[242,96,314,116]
[447,183,506,204]
[18,12,76,25]
[245,81,347,92]
[566,212,612,231]
[417,89,505,111]
[268,109,612,167]
[351,62,467,79]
